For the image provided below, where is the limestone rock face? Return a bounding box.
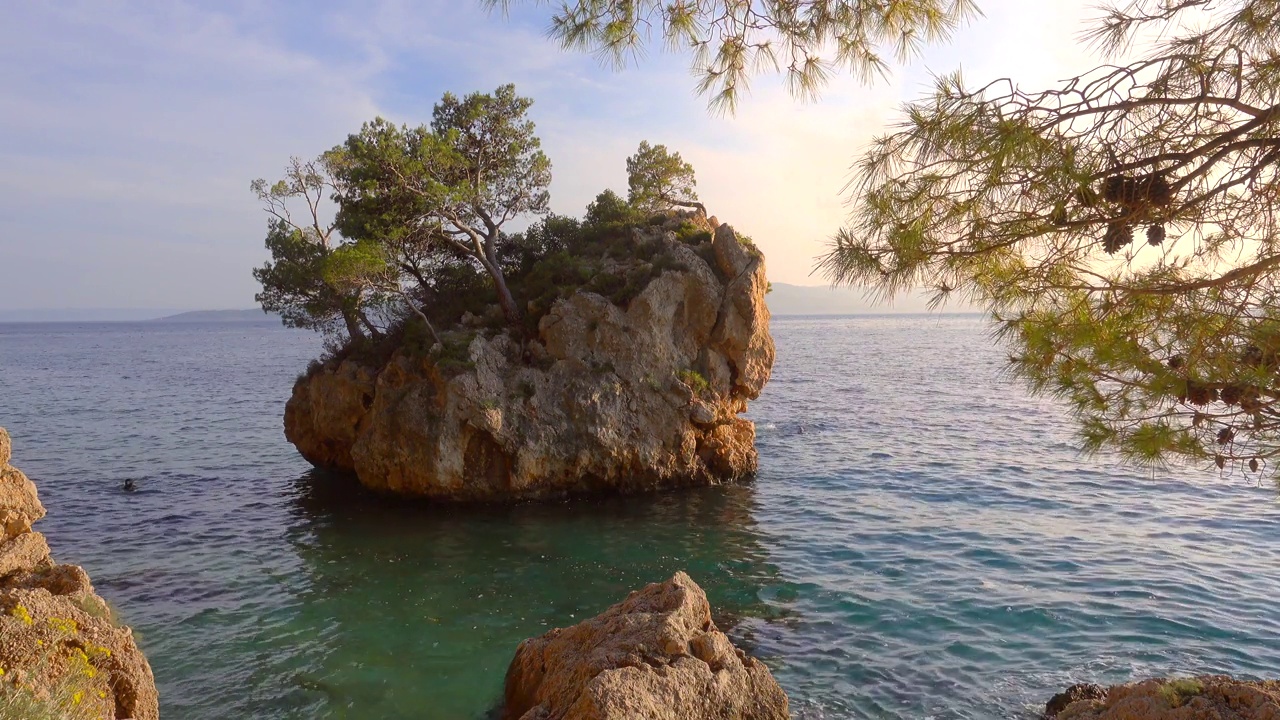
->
[1046,676,1280,720]
[0,427,159,720]
[502,571,789,720]
[285,219,775,500]
[0,428,45,541]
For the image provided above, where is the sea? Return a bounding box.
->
[0,314,1277,719]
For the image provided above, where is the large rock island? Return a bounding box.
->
[0,427,159,719]
[285,213,774,501]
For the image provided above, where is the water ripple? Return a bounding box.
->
[1,316,1278,719]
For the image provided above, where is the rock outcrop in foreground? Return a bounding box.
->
[286,216,774,500]
[502,571,788,720]
[0,427,159,719]
[1046,676,1280,720]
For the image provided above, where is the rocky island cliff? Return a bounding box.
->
[284,213,774,501]
[0,427,159,719]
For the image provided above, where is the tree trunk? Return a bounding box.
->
[341,310,367,342]
[490,265,521,324]
[357,307,381,339]
[672,199,707,215]
[397,292,443,346]
[479,235,522,324]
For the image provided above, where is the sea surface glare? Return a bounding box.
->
[0,315,1277,719]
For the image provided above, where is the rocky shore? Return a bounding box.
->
[1045,677,1280,719]
[285,215,774,501]
[502,571,788,720]
[0,427,159,719]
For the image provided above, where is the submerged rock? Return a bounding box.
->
[502,571,788,720]
[0,426,159,720]
[285,215,775,500]
[1045,676,1280,719]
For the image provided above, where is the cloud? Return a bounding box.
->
[0,2,394,309]
[0,0,1109,310]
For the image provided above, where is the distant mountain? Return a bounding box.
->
[3,287,967,325]
[765,282,979,316]
[153,309,278,323]
[0,309,182,323]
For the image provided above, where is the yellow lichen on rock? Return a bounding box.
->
[1047,676,1280,720]
[0,427,159,720]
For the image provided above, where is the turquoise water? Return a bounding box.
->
[1,316,1277,719]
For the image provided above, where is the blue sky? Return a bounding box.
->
[0,0,1101,312]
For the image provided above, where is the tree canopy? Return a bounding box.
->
[253,84,719,372]
[332,84,551,324]
[499,0,1280,478]
[251,157,381,342]
[815,0,1280,476]
[253,85,551,347]
[487,0,979,112]
[626,141,701,215]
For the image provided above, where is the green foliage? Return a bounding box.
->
[651,252,689,275]
[735,232,763,258]
[501,215,583,276]
[251,156,379,341]
[585,189,638,226]
[486,0,980,113]
[520,250,595,315]
[0,607,115,720]
[435,332,477,375]
[256,91,761,386]
[627,141,700,214]
[306,207,741,379]
[400,316,442,358]
[677,369,710,396]
[253,219,347,335]
[331,84,551,324]
[1158,679,1204,708]
[817,1,1280,478]
[323,240,392,290]
[674,221,712,246]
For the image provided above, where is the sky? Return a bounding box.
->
[0,0,1106,313]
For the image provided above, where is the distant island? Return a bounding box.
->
[0,309,278,323]
[0,290,976,324]
[765,283,978,316]
[151,309,278,323]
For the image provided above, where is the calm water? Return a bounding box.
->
[1,316,1277,719]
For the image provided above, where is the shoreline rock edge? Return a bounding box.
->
[1046,676,1280,719]
[502,571,788,720]
[0,426,160,720]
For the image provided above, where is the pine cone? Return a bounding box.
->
[1146,224,1166,245]
[1103,223,1134,254]
[1143,174,1173,207]
[1185,380,1218,406]
[1103,176,1131,205]
[1220,384,1243,406]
